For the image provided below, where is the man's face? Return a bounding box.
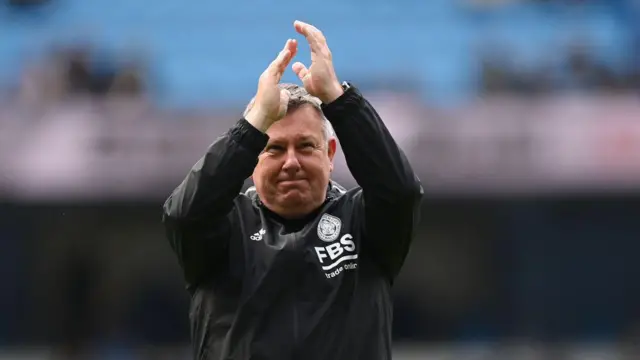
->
[253,104,336,219]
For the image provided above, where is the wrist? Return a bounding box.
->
[320,82,345,105]
[245,107,273,133]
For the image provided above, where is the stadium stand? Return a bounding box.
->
[0,0,634,108]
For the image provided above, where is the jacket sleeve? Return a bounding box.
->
[162,119,268,287]
[322,85,423,281]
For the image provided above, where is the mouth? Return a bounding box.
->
[277,179,307,185]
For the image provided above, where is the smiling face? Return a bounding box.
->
[252,104,337,219]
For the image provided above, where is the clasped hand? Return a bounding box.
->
[245,21,344,132]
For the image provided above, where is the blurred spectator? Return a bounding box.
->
[64,45,96,95]
[16,44,148,102]
[564,41,622,92]
[479,39,634,96]
[479,54,511,94]
[109,60,146,97]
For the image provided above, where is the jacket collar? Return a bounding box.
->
[248,180,346,209]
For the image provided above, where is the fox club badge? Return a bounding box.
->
[317,214,342,242]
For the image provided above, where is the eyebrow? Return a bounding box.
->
[268,135,318,144]
[298,136,316,143]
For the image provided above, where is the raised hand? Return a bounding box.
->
[245,38,298,132]
[292,21,344,104]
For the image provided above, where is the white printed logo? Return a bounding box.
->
[317,214,342,242]
[314,233,359,279]
[250,228,265,241]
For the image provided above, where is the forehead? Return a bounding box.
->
[266,105,324,142]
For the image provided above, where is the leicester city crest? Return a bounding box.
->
[317,214,342,242]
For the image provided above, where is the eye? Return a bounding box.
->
[297,143,315,153]
[265,144,285,153]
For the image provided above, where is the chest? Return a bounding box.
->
[237,205,364,290]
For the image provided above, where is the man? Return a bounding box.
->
[163,20,423,360]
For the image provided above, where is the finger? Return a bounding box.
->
[273,39,293,71]
[268,39,295,77]
[294,20,327,53]
[292,61,309,81]
[288,38,298,63]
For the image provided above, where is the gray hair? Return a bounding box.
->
[243,83,335,142]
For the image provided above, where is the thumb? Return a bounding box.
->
[292,62,309,81]
[278,88,291,118]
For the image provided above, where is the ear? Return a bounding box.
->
[327,138,337,171]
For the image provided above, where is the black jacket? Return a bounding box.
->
[162,85,423,360]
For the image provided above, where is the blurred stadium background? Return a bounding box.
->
[0,0,639,359]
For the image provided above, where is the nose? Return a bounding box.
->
[281,148,301,174]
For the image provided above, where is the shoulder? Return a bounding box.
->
[325,181,365,223]
[327,181,363,204]
[243,185,259,200]
[327,180,358,199]
[231,186,261,213]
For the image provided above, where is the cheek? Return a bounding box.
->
[301,156,331,179]
[254,159,280,183]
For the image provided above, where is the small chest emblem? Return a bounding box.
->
[317,214,342,242]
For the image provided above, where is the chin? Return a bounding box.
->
[278,191,308,206]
